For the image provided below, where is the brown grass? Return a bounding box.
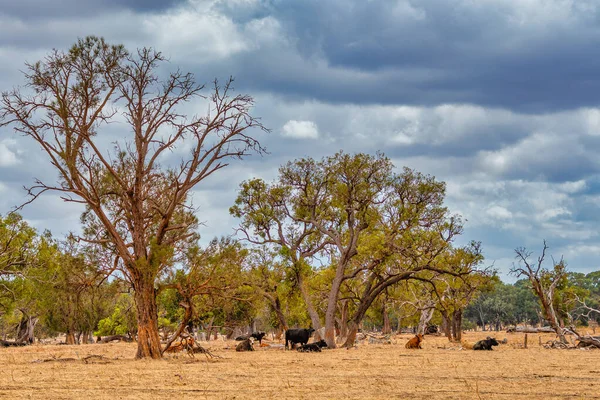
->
[0,332,598,399]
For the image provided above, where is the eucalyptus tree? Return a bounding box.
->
[232,152,482,347]
[337,171,483,347]
[425,253,492,342]
[245,247,291,334]
[231,175,331,336]
[0,213,43,343]
[160,237,250,351]
[1,36,266,358]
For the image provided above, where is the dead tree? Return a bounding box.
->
[15,315,38,344]
[511,241,567,344]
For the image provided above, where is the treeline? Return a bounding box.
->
[1,211,599,347]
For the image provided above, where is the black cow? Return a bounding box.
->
[297,339,328,353]
[425,324,438,335]
[250,331,266,345]
[235,331,267,345]
[297,343,321,352]
[285,328,315,350]
[473,337,499,350]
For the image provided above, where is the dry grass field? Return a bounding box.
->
[0,331,598,399]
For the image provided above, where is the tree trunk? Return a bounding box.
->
[298,273,323,338]
[273,297,288,331]
[262,292,288,332]
[451,309,463,342]
[344,320,360,347]
[66,331,76,345]
[16,316,38,344]
[204,316,215,341]
[338,300,349,340]
[133,277,162,359]
[417,308,434,335]
[440,311,451,341]
[382,303,391,335]
[478,308,486,331]
[342,299,373,348]
[324,273,344,348]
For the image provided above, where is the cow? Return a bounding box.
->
[405,334,424,349]
[235,337,255,352]
[297,339,328,352]
[297,343,321,352]
[425,324,438,335]
[235,331,267,345]
[473,337,499,350]
[285,328,315,350]
[250,331,266,345]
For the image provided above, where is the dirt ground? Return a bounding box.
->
[0,331,597,399]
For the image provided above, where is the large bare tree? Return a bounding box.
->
[0,36,266,358]
[511,241,568,343]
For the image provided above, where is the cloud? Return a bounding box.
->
[0,140,20,167]
[0,0,186,19]
[281,120,319,139]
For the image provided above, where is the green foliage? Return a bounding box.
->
[94,295,137,336]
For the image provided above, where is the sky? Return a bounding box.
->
[1,0,600,282]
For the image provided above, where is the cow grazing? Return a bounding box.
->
[405,334,424,349]
[236,337,255,352]
[473,337,499,350]
[285,328,315,350]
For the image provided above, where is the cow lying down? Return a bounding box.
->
[297,340,328,352]
[473,337,499,350]
[236,337,255,352]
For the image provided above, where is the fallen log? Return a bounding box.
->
[506,326,555,333]
[576,335,600,348]
[0,340,27,347]
[98,335,133,344]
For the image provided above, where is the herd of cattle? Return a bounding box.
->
[234,328,501,352]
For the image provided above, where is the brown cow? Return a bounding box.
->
[405,334,424,349]
[236,337,255,352]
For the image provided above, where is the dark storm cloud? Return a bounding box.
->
[202,0,600,112]
[0,0,186,19]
